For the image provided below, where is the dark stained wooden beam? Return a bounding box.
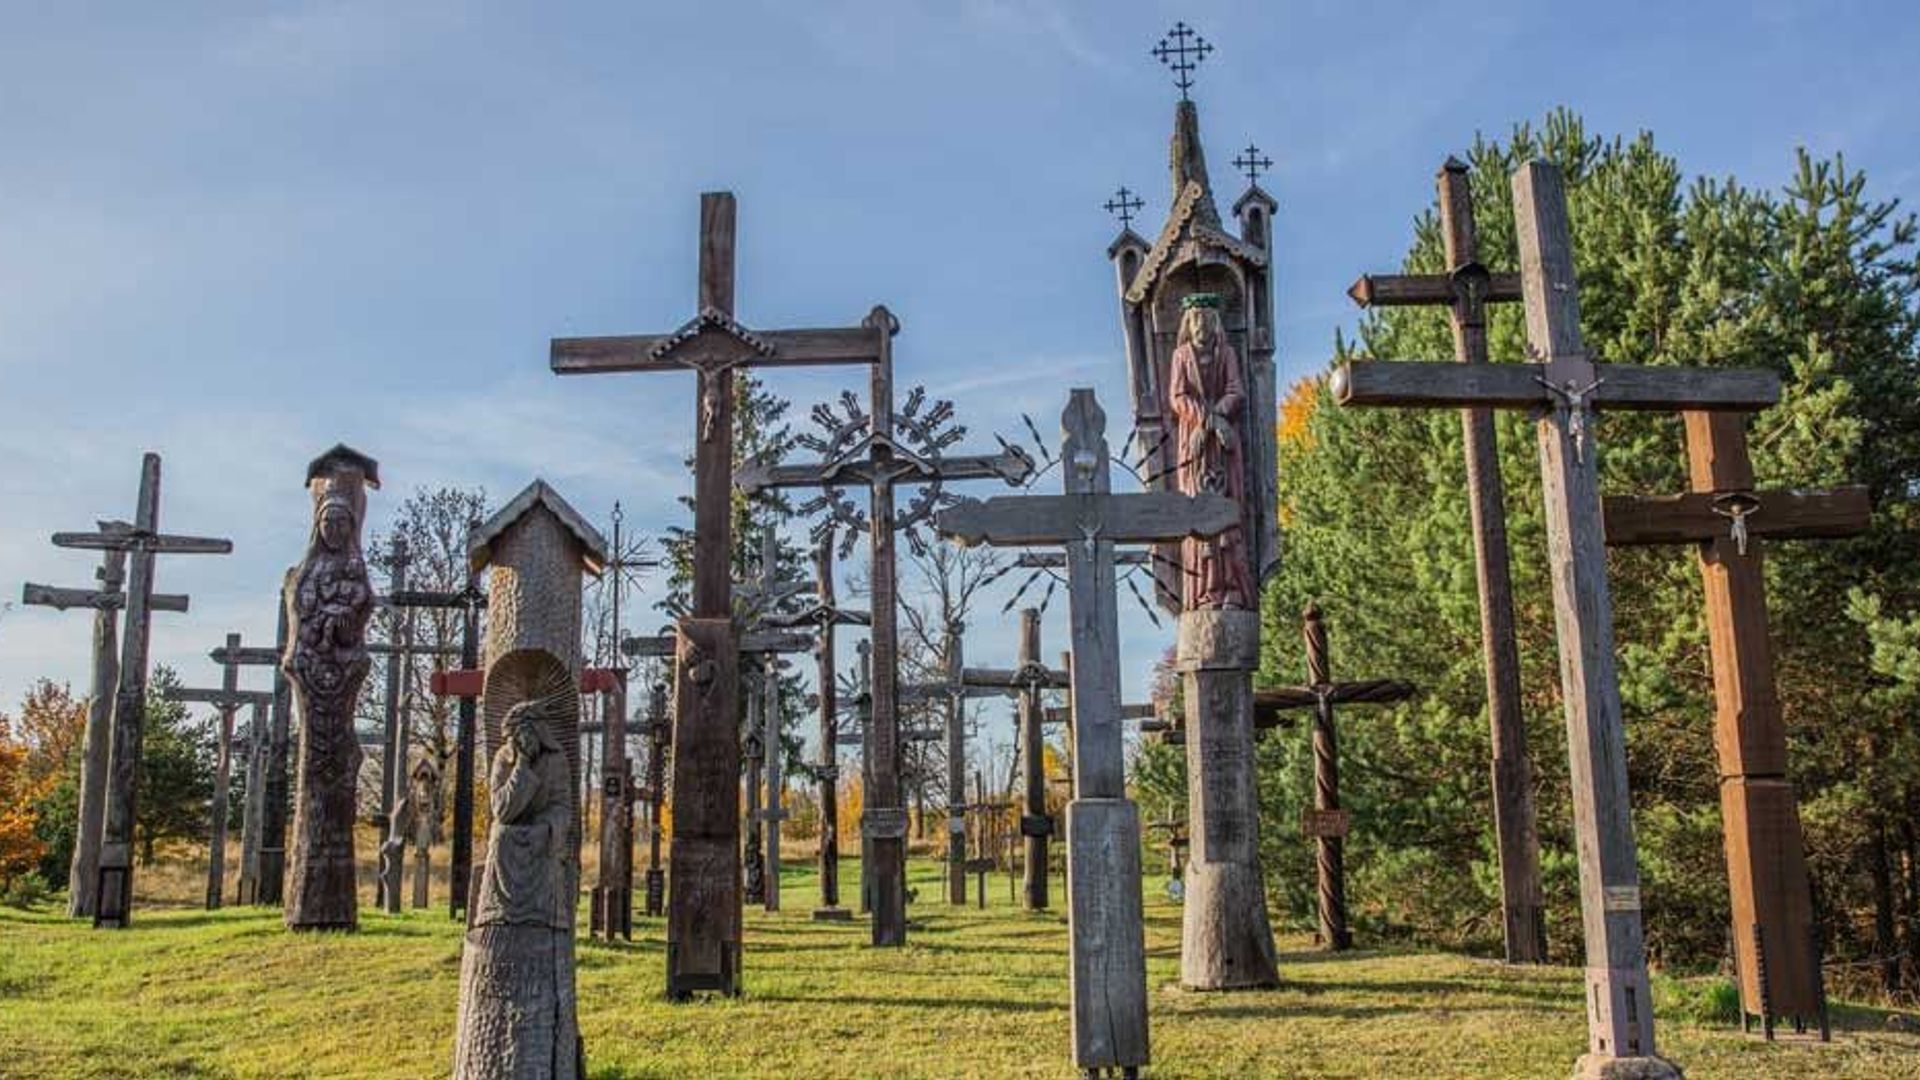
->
[1331,359,1781,412]
[1603,487,1870,546]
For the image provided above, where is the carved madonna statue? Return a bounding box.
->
[452,699,582,1080]
[1168,294,1257,610]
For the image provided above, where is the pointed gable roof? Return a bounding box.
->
[305,444,381,488]
[468,479,609,576]
[1123,100,1269,306]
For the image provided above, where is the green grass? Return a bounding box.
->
[2,859,1915,1079]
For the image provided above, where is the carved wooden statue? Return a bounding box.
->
[1169,296,1256,611]
[285,445,378,931]
[452,701,582,1080]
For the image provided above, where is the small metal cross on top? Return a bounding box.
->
[1153,21,1211,101]
[1103,186,1144,229]
[1233,143,1273,186]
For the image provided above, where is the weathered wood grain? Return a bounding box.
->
[1331,357,1780,411]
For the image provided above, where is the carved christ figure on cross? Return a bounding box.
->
[1169,296,1255,610]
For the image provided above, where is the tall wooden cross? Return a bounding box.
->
[640,680,670,918]
[1255,605,1415,951]
[1605,411,1866,1038]
[236,699,269,907]
[554,192,885,996]
[1331,160,1779,1073]
[389,557,489,921]
[737,366,1033,947]
[372,536,414,912]
[588,503,657,938]
[163,633,273,911]
[1348,155,1547,964]
[208,612,292,907]
[766,530,869,920]
[939,389,1237,1076]
[52,454,232,928]
[21,524,189,919]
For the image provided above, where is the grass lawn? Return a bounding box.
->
[2,858,1916,1079]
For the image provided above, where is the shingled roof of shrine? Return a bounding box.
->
[468,478,610,575]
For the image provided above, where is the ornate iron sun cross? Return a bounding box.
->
[1233,143,1273,186]
[1152,21,1212,101]
[1103,186,1145,229]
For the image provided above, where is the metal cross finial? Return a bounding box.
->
[1103,186,1144,229]
[1233,143,1273,186]
[1152,21,1212,101]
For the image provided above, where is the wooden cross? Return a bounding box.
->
[165,637,274,913]
[1605,411,1865,1038]
[1103,187,1145,230]
[589,503,656,940]
[1152,21,1211,102]
[640,680,670,918]
[1254,605,1415,951]
[388,563,488,921]
[765,531,869,920]
[21,522,189,920]
[736,365,1033,949]
[236,699,269,908]
[1348,155,1546,964]
[372,535,412,913]
[1331,160,1777,1070]
[938,389,1238,1076]
[52,454,232,928]
[207,612,293,907]
[554,192,884,997]
[1232,144,1273,186]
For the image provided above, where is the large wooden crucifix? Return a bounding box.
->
[1605,411,1867,1038]
[163,633,273,910]
[52,453,232,928]
[1348,155,1547,964]
[554,192,886,996]
[765,530,870,921]
[208,615,293,907]
[1256,605,1415,951]
[21,526,189,920]
[1331,160,1780,1075]
[390,553,488,921]
[736,363,1033,948]
[939,389,1237,1078]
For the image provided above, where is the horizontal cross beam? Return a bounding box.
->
[1603,486,1870,546]
[209,646,278,667]
[1347,270,1522,309]
[1256,679,1418,712]
[735,450,1030,495]
[367,641,460,659]
[622,629,815,659]
[1014,550,1150,569]
[21,583,189,613]
[166,687,274,709]
[552,326,883,375]
[385,587,487,611]
[937,491,1239,548]
[1330,359,1780,412]
[1048,702,1159,725]
[52,531,232,555]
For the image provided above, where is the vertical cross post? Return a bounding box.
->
[944,620,968,906]
[377,535,411,913]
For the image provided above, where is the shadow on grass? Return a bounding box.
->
[755,990,1062,1014]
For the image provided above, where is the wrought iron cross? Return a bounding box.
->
[1233,143,1273,186]
[1153,21,1212,101]
[1103,186,1144,229]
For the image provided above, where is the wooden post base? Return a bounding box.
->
[1067,798,1149,1074]
[1721,775,1820,1025]
[643,870,664,918]
[1176,609,1280,990]
[811,906,853,922]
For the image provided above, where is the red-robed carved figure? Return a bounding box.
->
[1168,295,1257,610]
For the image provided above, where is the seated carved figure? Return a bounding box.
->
[452,701,581,1080]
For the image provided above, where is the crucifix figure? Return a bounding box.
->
[1605,411,1867,1039]
[1256,605,1415,951]
[164,633,273,910]
[1331,160,1781,1077]
[765,529,869,921]
[553,192,885,997]
[21,525,189,919]
[1348,155,1546,964]
[939,388,1238,1079]
[51,453,232,928]
[736,363,1033,947]
[390,531,489,922]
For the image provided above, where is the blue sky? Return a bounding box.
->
[2,2,1916,767]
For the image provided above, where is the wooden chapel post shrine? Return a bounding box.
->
[1347,156,1549,964]
[734,348,1034,947]
[21,523,190,919]
[1332,159,1783,1077]
[451,479,606,1080]
[1255,605,1415,950]
[49,453,233,928]
[939,389,1238,1079]
[1109,34,1284,989]
[162,633,274,910]
[1605,413,1867,1038]
[553,192,886,995]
